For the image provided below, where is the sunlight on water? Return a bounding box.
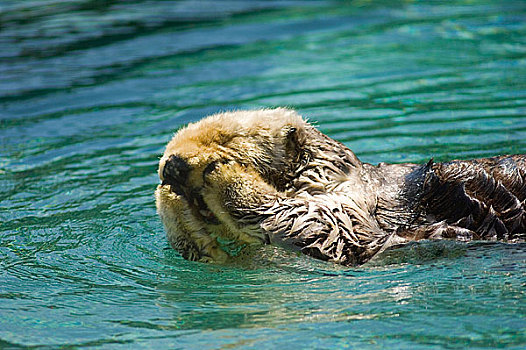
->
[1,0,525,348]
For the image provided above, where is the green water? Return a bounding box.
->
[1,0,525,348]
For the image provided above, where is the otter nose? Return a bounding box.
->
[162,155,190,186]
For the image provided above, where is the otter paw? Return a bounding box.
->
[198,246,229,263]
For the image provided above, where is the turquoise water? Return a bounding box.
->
[1,0,526,348]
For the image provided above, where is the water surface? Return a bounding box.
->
[1,0,525,348]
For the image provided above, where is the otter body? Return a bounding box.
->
[155,109,525,265]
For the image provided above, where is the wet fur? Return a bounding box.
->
[155,108,525,265]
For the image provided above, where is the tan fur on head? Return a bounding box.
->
[155,108,311,262]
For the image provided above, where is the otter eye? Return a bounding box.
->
[202,159,233,181]
[202,161,218,180]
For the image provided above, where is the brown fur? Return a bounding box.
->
[155,108,525,265]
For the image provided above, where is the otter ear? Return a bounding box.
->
[283,125,307,153]
[286,126,297,138]
[284,125,300,147]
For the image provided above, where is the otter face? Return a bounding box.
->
[155,108,309,262]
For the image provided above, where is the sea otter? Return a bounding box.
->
[155,108,525,265]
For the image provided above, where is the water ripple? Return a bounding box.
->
[1,0,525,348]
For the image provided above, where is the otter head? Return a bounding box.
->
[155,108,314,262]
